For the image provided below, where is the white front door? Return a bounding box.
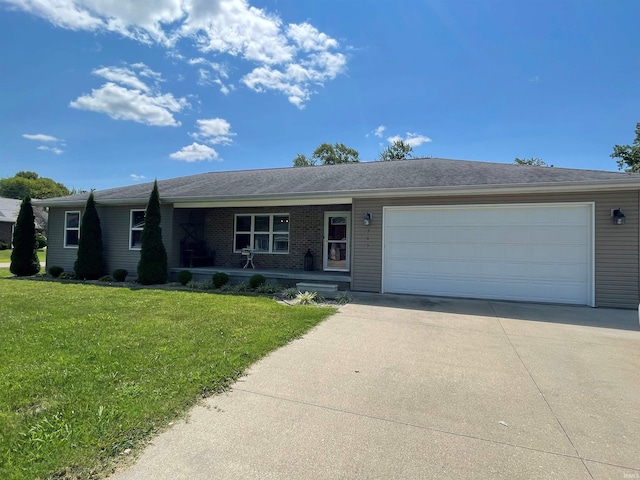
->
[323,212,351,272]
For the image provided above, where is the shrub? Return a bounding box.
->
[112,269,128,282]
[249,274,266,289]
[187,280,214,290]
[177,270,193,286]
[296,291,317,305]
[336,291,352,305]
[0,240,8,250]
[10,196,40,277]
[282,287,299,300]
[48,266,64,278]
[59,271,76,280]
[255,282,283,294]
[212,272,230,288]
[74,192,105,280]
[137,180,168,285]
[99,275,114,282]
[35,232,47,249]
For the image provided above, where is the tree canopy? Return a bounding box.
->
[137,180,168,285]
[513,157,549,167]
[379,140,414,161]
[611,122,640,173]
[0,171,73,199]
[74,192,105,280]
[292,143,360,167]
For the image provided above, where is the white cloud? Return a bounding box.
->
[169,142,219,162]
[37,145,64,155]
[22,133,62,142]
[387,132,432,148]
[6,0,348,107]
[70,64,189,126]
[373,125,385,138]
[130,174,146,181]
[190,118,236,145]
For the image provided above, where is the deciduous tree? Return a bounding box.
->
[0,171,73,199]
[379,140,414,161]
[513,157,548,167]
[611,122,640,173]
[292,143,360,166]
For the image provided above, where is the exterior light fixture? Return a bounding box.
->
[363,213,372,226]
[612,209,626,225]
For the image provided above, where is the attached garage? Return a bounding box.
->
[382,203,594,306]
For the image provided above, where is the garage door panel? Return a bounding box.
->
[383,204,592,305]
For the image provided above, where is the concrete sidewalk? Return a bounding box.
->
[111,295,640,479]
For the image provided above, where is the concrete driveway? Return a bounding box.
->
[111,294,640,480]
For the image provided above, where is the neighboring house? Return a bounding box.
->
[0,197,21,247]
[38,158,640,308]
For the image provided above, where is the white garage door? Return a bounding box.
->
[383,204,593,305]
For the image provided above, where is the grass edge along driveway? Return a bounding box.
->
[0,276,334,480]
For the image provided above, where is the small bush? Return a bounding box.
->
[112,269,128,282]
[336,291,352,305]
[212,272,230,288]
[296,291,317,305]
[187,280,214,290]
[255,282,283,294]
[0,240,8,250]
[99,275,114,282]
[59,271,76,280]
[249,274,266,289]
[177,270,193,286]
[282,287,299,300]
[48,266,64,278]
[35,233,47,249]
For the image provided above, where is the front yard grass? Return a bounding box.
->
[0,273,334,479]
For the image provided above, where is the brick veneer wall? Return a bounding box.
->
[203,204,351,270]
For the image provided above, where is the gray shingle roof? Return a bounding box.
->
[0,197,20,223]
[39,158,640,206]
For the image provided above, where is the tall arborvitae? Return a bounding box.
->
[74,192,105,280]
[10,195,40,276]
[137,180,168,284]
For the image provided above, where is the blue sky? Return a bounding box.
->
[0,0,638,192]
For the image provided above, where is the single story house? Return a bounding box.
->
[0,197,21,247]
[38,158,640,308]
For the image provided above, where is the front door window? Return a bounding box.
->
[324,213,350,271]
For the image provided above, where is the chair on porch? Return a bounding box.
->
[241,248,255,269]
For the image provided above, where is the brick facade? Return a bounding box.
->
[203,204,351,271]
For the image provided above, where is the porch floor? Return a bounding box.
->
[170,266,351,284]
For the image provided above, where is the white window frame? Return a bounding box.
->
[64,211,81,248]
[129,209,145,250]
[234,213,289,254]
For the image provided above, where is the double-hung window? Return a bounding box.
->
[64,211,80,248]
[130,210,145,249]
[234,214,289,253]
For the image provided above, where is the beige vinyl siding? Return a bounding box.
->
[47,204,175,278]
[353,190,639,308]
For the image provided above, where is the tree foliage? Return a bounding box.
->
[611,122,640,173]
[292,143,360,167]
[513,157,548,167]
[10,196,40,276]
[137,180,168,285]
[74,192,105,280]
[379,140,414,161]
[0,171,73,199]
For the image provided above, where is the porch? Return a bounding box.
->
[169,266,352,290]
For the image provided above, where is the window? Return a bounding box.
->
[234,214,289,253]
[130,210,145,249]
[64,211,80,248]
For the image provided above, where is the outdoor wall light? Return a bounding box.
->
[612,208,626,225]
[363,212,372,226]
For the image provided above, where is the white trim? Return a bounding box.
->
[233,213,290,254]
[129,209,145,250]
[323,212,351,272]
[382,202,595,307]
[63,211,80,249]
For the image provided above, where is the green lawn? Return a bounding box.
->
[0,249,47,264]
[0,274,333,479]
